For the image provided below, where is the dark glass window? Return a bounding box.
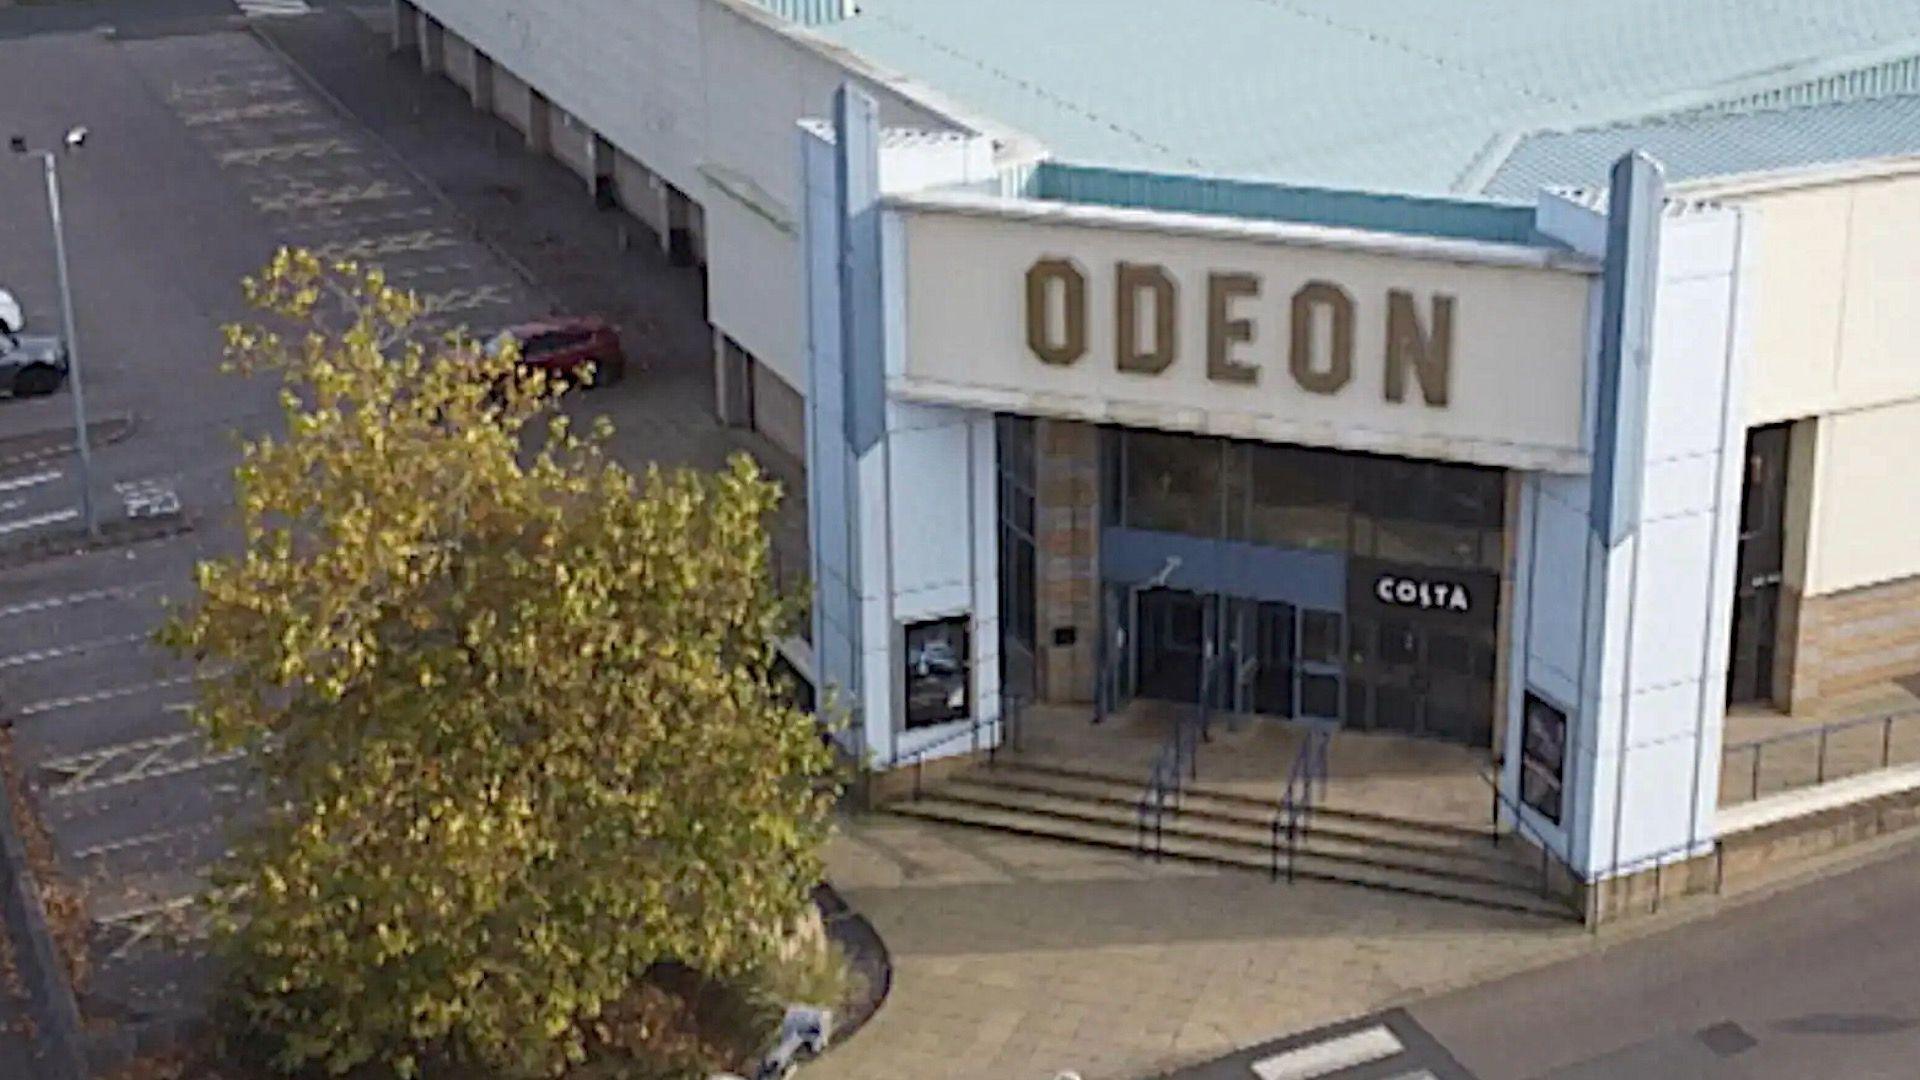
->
[904,616,971,730]
[1301,673,1341,718]
[1379,621,1418,665]
[1247,445,1350,550]
[1299,610,1342,665]
[1124,430,1220,536]
[1520,693,1568,823]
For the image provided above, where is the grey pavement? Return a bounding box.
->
[1409,835,1920,1080]
[1155,835,1920,1080]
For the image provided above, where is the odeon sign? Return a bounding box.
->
[1023,257,1456,407]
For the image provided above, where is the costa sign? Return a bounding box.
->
[1024,258,1455,407]
[1374,573,1473,613]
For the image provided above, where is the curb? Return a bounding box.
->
[246,18,560,310]
[0,514,195,573]
[815,882,891,1051]
[0,746,87,1080]
[0,412,138,471]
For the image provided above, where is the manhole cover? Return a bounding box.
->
[1696,1021,1757,1057]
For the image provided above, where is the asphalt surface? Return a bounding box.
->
[1164,838,1920,1080]
[0,0,789,1057]
[0,0,596,1036]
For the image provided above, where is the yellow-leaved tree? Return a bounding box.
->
[159,251,837,1078]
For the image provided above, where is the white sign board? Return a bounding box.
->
[893,199,1597,471]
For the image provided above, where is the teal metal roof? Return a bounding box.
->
[1027,163,1544,245]
[814,0,1920,195]
[1483,93,1920,198]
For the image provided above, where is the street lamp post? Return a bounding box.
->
[12,127,96,538]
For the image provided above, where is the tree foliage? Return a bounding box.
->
[159,250,837,1078]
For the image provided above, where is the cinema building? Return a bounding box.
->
[396,0,1920,917]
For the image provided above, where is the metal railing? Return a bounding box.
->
[1269,724,1331,883]
[1480,768,1584,910]
[1135,714,1201,861]
[1722,708,1920,805]
[832,692,1028,810]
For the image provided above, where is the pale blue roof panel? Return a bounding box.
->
[1482,94,1920,198]
[815,0,1920,194]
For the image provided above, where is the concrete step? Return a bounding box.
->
[885,796,1576,920]
[985,758,1497,845]
[932,777,1544,893]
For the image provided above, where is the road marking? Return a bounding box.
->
[96,894,207,960]
[180,99,311,126]
[1250,1026,1404,1080]
[0,633,149,670]
[72,821,219,861]
[168,77,297,102]
[311,228,462,261]
[216,137,358,167]
[0,498,19,512]
[237,0,313,16]
[0,583,163,621]
[114,478,182,519]
[253,180,410,213]
[0,469,60,493]
[0,508,79,537]
[420,284,515,316]
[42,732,246,797]
[16,674,198,718]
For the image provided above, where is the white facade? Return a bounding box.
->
[405,0,1030,425]
[803,92,1753,880]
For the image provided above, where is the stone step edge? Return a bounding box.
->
[947,771,1526,868]
[924,787,1544,894]
[884,801,1576,920]
[985,758,1495,842]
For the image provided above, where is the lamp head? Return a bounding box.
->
[63,127,87,150]
[7,136,24,154]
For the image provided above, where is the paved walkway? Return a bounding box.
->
[819,815,1588,1080]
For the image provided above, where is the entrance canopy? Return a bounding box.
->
[888,191,1600,473]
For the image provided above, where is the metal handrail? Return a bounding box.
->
[882,696,1020,802]
[1479,768,1584,909]
[1270,725,1331,883]
[1135,713,1201,861]
[1722,707,1920,804]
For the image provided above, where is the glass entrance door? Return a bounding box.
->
[1136,588,1207,704]
[1350,617,1495,745]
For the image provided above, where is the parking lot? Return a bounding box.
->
[0,8,783,1031]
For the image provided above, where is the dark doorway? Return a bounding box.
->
[1728,423,1790,705]
[1136,588,1207,703]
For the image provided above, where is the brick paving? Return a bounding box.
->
[819,815,1589,1080]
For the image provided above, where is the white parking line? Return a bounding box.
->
[0,582,163,620]
[42,731,247,797]
[0,508,80,537]
[72,821,219,861]
[0,633,150,670]
[0,469,61,493]
[16,674,197,717]
[1251,1025,1405,1080]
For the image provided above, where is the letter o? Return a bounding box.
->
[1395,581,1418,604]
[1027,258,1088,366]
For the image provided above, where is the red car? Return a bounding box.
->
[486,316,627,387]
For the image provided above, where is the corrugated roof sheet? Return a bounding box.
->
[812,0,1920,195]
[1483,94,1920,198]
[749,0,854,27]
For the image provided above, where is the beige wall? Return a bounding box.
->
[1808,398,1920,596]
[1729,167,1920,426]
[896,201,1597,472]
